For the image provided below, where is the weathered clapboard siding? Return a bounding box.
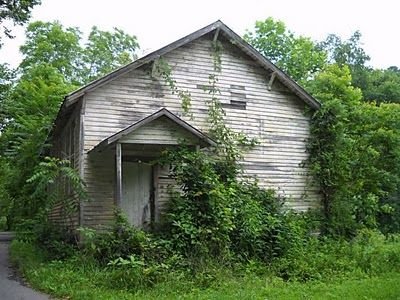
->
[81,150,115,229]
[49,104,81,227]
[80,33,319,228]
[119,116,205,145]
[154,164,175,221]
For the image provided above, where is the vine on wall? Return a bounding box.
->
[152,58,192,118]
[152,39,257,175]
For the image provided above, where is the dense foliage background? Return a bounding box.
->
[0,4,399,298]
[0,20,139,229]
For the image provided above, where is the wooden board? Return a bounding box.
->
[77,33,321,228]
[121,162,152,228]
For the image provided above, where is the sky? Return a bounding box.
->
[1,0,399,69]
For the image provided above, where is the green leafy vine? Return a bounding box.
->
[153,38,257,176]
[152,58,192,117]
[206,40,258,170]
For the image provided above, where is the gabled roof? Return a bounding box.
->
[63,20,320,110]
[90,108,216,152]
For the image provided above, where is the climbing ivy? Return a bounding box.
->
[205,40,257,178]
[152,39,257,178]
[152,58,192,117]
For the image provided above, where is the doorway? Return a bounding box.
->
[121,161,153,227]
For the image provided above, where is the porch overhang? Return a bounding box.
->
[89,108,216,154]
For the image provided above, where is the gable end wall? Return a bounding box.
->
[80,34,320,228]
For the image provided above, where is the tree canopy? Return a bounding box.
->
[0,20,139,226]
[244,17,327,82]
[0,0,40,44]
[246,17,400,235]
[19,21,139,85]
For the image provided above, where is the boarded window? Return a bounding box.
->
[222,100,246,110]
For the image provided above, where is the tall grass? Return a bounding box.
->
[9,229,400,299]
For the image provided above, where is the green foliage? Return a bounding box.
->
[273,229,400,282]
[73,212,184,290]
[0,20,139,227]
[152,58,192,116]
[306,65,362,235]
[9,231,400,299]
[15,218,78,260]
[20,21,83,83]
[7,156,86,258]
[318,31,370,68]
[0,0,41,43]
[318,30,400,104]
[83,26,139,83]
[306,65,400,236]
[244,17,327,82]
[0,64,75,225]
[317,31,370,98]
[27,156,87,216]
[20,21,139,85]
[245,19,400,236]
[158,147,310,263]
[356,67,400,104]
[2,14,400,300]
[78,212,160,265]
[159,148,236,257]
[0,63,15,129]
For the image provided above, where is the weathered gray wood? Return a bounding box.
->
[121,162,152,227]
[64,31,321,229]
[116,143,122,207]
[63,21,320,110]
[268,72,277,91]
[48,104,81,228]
[91,109,215,153]
[213,28,220,43]
[119,117,206,145]
[78,101,85,227]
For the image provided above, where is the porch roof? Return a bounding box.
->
[89,108,216,153]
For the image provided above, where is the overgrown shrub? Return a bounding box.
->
[159,148,235,258]
[273,229,400,282]
[15,218,78,260]
[306,65,400,237]
[78,212,158,265]
[76,212,186,289]
[158,147,316,263]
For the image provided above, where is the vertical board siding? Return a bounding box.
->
[81,34,320,228]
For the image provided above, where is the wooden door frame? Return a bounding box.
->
[114,148,160,228]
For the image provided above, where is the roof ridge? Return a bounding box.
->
[61,20,320,109]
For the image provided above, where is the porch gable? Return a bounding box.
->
[90,108,216,153]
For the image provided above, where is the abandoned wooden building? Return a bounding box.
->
[49,20,321,229]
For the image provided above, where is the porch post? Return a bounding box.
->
[116,142,122,207]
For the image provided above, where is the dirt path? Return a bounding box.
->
[0,241,49,300]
